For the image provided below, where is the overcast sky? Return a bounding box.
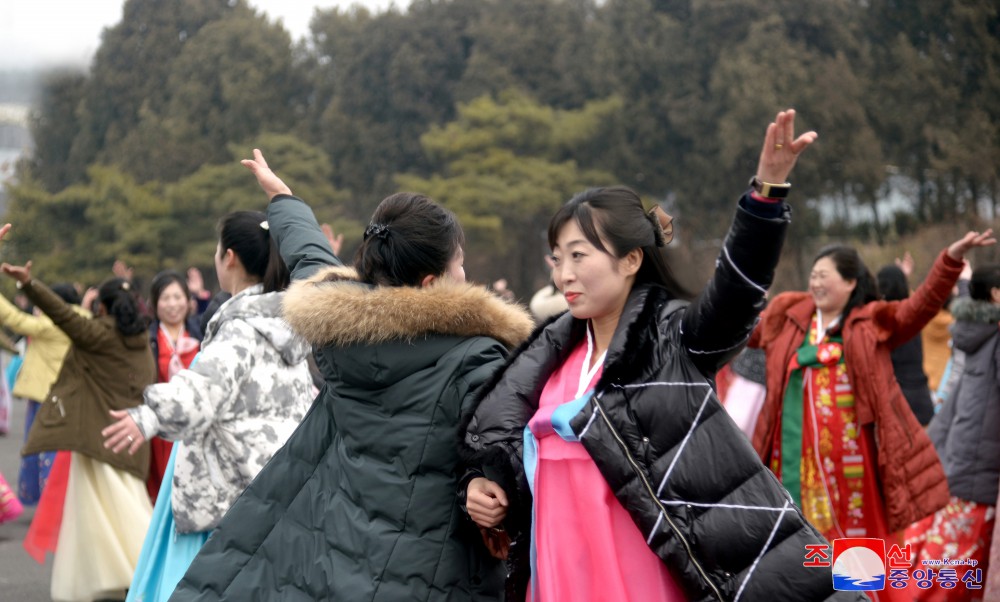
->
[0,0,402,70]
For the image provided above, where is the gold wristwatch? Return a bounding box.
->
[749,175,791,199]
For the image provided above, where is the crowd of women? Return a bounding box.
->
[0,108,995,602]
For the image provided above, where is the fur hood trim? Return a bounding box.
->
[951,297,1000,324]
[282,265,534,349]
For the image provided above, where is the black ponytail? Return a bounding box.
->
[98,277,148,336]
[354,193,464,287]
[218,211,290,293]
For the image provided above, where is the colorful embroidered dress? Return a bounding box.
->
[904,498,994,601]
[770,316,890,543]
[523,329,685,602]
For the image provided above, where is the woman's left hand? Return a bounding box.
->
[101,410,147,455]
[755,109,818,185]
[946,229,996,260]
[321,223,344,256]
[1,260,32,284]
[242,149,293,201]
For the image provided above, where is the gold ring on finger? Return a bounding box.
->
[774,143,784,151]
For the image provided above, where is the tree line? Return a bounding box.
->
[4,0,998,296]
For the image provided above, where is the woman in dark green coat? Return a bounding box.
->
[172,151,534,601]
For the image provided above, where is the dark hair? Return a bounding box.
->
[50,283,81,306]
[813,245,879,317]
[546,186,690,300]
[98,277,148,336]
[876,265,910,302]
[218,211,289,293]
[149,270,191,318]
[354,192,465,287]
[969,265,1000,302]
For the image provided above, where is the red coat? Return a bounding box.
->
[749,250,962,532]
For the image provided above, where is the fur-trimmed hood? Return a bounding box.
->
[282,265,534,349]
[951,296,1000,324]
[950,297,1000,355]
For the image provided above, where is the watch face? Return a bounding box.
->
[750,176,790,198]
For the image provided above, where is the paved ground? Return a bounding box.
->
[0,398,54,601]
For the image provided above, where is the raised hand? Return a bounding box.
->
[241,149,293,201]
[321,224,344,257]
[112,259,134,282]
[1,260,32,284]
[755,109,818,186]
[960,259,973,281]
[946,229,996,261]
[187,267,210,300]
[101,409,146,455]
[895,251,915,279]
[81,287,99,312]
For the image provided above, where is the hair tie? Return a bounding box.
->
[259,221,270,231]
[121,281,131,291]
[364,222,390,240]
[646,205,674,247]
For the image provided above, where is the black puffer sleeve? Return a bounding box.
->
[680,193,790,375]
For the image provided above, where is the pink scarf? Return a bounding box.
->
[160,323,199,380]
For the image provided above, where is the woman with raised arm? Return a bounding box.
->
[0,224,156,602]
[0,280,87,505]
[100,212,314,602]
[749,231,991,562]
[171,152,534,601]
[460,111,869,601]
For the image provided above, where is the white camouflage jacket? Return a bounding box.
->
[131,284,314,533]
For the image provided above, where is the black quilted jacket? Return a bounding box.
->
[462,194,867,602]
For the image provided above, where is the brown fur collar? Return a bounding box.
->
[282,265,534,349]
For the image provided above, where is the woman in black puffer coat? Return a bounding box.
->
[461,111,866,602]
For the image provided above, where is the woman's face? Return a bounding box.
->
[156,281,189,327]
[551,219,637,321]
[809,257,856,316]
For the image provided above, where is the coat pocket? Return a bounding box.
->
[37,394,68,427]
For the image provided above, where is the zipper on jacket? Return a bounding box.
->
[592,395,724,601]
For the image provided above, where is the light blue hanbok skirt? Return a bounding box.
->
[127,443,210,602]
